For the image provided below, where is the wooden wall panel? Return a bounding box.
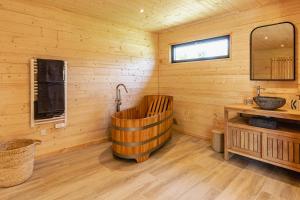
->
[158,0,300,139]
[0,0,158,156]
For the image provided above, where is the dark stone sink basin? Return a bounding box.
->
[253,96,286,110]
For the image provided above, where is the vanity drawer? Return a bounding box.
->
[228,126,262,158]
[262,133,300,169]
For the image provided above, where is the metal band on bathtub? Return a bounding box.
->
[112,126,172,147]
[111,114,173,131]
[112,136,172,159]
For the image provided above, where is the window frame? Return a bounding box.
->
[171,35,231,63]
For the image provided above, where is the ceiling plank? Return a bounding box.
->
[11,0,279,31]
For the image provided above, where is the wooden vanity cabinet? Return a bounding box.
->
[262,132,300,169]
[224,104,300,173]
[227,126,262,158]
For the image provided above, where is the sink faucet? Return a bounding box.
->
[115,83,128,112]
[256,86,265,96]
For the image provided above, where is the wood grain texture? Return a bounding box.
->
[262,133,300,168]
[225,105,300,173]
[228,126,262,158]
[157,0,300,139]
[111,95,173,162]
[225,104,300,121]
[1,133,300,200]
[0,0,158,156]
[11,0,279,32]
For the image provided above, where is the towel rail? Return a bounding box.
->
[30,58,68,128]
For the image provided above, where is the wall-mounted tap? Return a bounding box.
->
[256,85,265,96]
[115,83,128,112]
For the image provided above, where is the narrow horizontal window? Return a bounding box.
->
[171,35,230,63]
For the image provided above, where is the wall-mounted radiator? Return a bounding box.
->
[30,58,67,127]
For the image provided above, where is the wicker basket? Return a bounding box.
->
[0,139,41,188]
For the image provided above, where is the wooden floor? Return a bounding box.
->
[1,133,300,200]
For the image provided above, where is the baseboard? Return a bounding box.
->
[36,137,109,160]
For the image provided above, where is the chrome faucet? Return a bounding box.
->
[115,84,128,112]
[256,86,265,96]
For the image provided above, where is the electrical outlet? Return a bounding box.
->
[55,123,66,129]
[40,129,47,136]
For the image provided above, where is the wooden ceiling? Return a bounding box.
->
[24,0,278,32]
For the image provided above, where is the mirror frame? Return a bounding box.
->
[250,22,296,81]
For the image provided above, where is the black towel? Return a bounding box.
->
[37,59,64,83]
[35,59,65,119]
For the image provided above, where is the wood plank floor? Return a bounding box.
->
[1,133,300,200]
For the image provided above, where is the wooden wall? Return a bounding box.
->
[0,0,158,156]
[158,0,300,139]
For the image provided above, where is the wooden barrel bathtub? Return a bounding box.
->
[111,95,173,162]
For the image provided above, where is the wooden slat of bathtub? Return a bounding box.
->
[162,113,166,145]
[142,118,147,155]
[151,98,159,116]
[152,115,160,148]
[135,119,140,155]
[155,96,163,115]
[162,97,169,113]
[163,112,168,144]
[141,119,148,153]
[115,117,118,154]
[121,118,126,155]
[158,97,164,114]
[155,96,164,114]
[160,97,167,113]
[120,118,124,155]
[157,114,161,146]
[161,112,166,145]
[141,118,146,155]
[159,112,163,145]
[121,119,127,153]
[166,97,171,111]
[134,119,140,156]
[148,117,154,151]
[115,117,121,155]
[166,110,172,141]
[146,117,151,154]
[157,113,161,145]
[150,117,157,156]
[147,101,155,116]
[127,119,132,155]
[148,97,160,117]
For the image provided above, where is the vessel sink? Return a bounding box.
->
[253,96,286,110]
